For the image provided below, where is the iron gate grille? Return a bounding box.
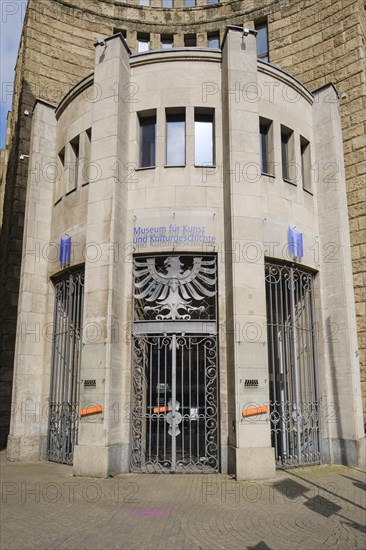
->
[48,270,84,465]
[131,255,219,473]
[265,262,322,468]
[131,334,218,473]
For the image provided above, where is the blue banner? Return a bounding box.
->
[60,236,71,267]
[288,227,303,259]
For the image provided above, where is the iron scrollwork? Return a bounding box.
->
[131,255,219,473]
[265,262,322,468]
[48,271,84,465]
[133,256,217,321]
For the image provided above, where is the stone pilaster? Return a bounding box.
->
[222,27,275,480]
[73,35,130,478]
[313,84,365,468]
[7,101,56,461]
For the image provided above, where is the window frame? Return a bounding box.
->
[55,147,65,204]
[138,113,156,169]
[300,135,312,194]
[113,28,127,39]
[137,33,150,53]
[68,135,80,194]
[166,109,186,167]
[207,32,220,49]
[161,34,174,49]
[281,125,296,184]
[255,20,269,63]
[184,34,197,47]
[194,109,215,167]
[259,117,274,176]
[81,128,92,187]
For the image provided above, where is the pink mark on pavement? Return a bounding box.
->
[127,508,169,517]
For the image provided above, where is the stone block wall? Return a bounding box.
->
[265,0,366,420]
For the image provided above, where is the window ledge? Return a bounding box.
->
[283,178,297,186]
[65,187,77,196]
[303,187,314,196]
[164,164,186,168]
[195,164,216,168]
[261,172,275,179]
[135,166,156,171]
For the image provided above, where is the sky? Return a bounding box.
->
[0,0,28,149]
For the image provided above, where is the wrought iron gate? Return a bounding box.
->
[48,270,84,465]
[131,255,219,473]
[265,262,322,468]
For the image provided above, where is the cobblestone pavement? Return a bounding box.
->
[1,452,365,550]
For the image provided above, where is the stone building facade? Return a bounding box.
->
[4,24,365,478]
[0,0,365,466]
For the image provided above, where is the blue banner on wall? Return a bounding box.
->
[60,236,71,267]
[288,226,303,259]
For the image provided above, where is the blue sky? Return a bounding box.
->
[1,0,27,148]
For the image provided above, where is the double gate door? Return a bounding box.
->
[131,331,218,472]
[131,254,219,473]
[47,270,84,465]
[265,262,322,468]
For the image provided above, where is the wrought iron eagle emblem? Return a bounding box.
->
[133,256,216,320]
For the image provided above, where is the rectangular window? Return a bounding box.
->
[281,125,295,183]
[69,136,80,192]
[259,117,274,175]
[166,111,185,166]
[281,133,289,181]
[300,136,312,192]
[139,114,156,168]
[184,34,196,47]
[255,20,269,62]
[55,147,65,203]
[139,0,150,6]
[161,35,173,49]
[195,110,214,166]
[137,34,150,53]
[208,33,220,49]
[260,124,269,174]
[184,0,196,6]
[113,28,127,39]
[162,0,173,6]
[82,128,91,186]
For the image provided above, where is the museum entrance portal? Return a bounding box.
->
[130,255,219,473]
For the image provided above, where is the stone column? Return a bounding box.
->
[7,101,56,461]
[221,27,275,479]
[313,85,365,468]
[73,35,131,477]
